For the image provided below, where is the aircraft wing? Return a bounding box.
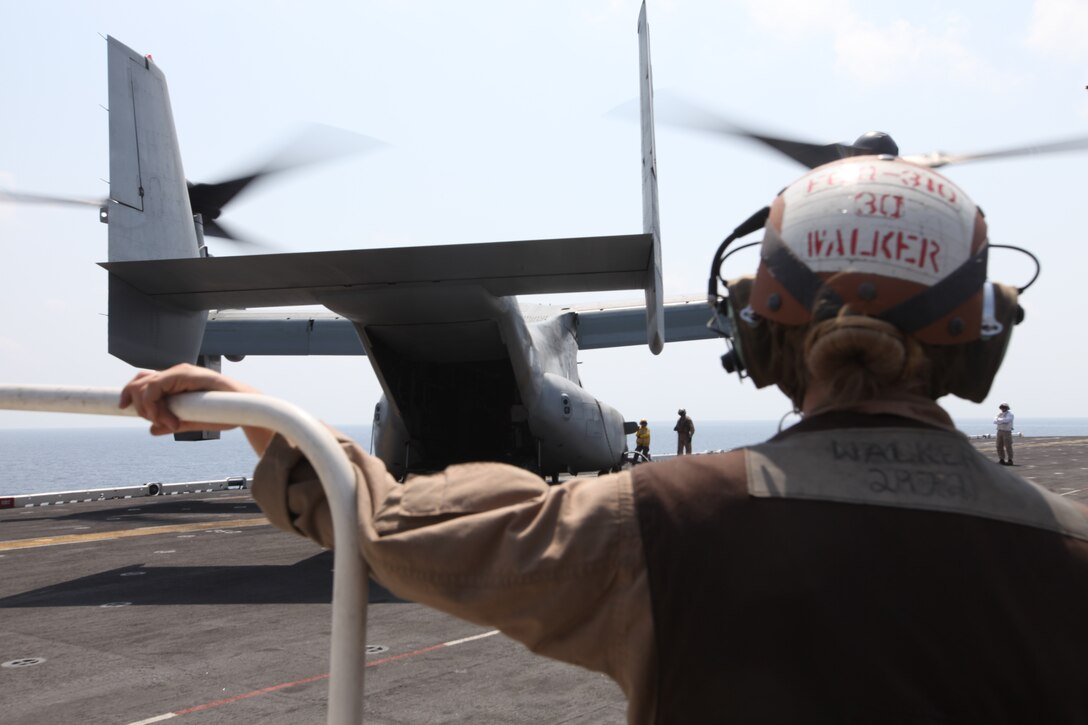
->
[102,234,654,311]
[198,297,714,357]
[577,297,713,349]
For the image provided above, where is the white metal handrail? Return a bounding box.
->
[0,385,367,725]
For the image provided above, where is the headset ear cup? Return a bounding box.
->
[725,276,778,389]
[943,283,1020,402]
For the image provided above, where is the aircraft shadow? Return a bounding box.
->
[0,551,409,607]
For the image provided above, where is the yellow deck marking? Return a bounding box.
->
[0,517,269,551]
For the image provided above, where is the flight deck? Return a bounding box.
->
[1,436,1084,724]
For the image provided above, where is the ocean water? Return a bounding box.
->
[1,419,1085,497]
[0,424,371,497]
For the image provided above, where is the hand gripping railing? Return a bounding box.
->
[0,385,368,725]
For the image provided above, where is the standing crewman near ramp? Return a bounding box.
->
[122,155,1088,723]
[673,409,695,455]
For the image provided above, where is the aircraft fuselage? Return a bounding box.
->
[330,285,628,479]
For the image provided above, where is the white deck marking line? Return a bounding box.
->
[126,713,177,724]
[363,629,500,667]
[445,629,500,647]
[123,629,501,723]
[1059,489,1084,497]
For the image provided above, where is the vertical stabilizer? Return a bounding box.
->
[105,37,206,368]
[638,2,665,354]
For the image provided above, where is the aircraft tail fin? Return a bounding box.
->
[638,2,664,354]
[105,37,206,369]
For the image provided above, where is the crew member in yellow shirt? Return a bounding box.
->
[635,419,651,462]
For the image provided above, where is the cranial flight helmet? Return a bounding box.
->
[708,155,1036,402]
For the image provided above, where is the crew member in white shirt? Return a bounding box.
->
[994,402,1015,465]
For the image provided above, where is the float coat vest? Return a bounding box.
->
[631,413,1088,724]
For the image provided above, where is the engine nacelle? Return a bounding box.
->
[531,373,626,476]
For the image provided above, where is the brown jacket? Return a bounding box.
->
[253,435,657,721]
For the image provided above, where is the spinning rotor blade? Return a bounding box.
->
[902,135,1088,168]
[653,92,1088,171]
[200,215,243,242]
[0,189,105,208]
[197,217,278,254]
[186,124,386,237]
[651,92,871,168]
[187,174,261,226]
[743,137,866,170]
[2,125,377,255]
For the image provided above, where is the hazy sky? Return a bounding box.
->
[2,0,1087,430]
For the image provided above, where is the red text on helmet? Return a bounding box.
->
[803,164,960,208]
[806,227,941,273]
[854,192,904,219]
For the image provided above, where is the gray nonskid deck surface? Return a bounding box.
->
[0,491,625,725]
[1,436,1084,724]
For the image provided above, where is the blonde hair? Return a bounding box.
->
[804,313,927,400]
[767,310,934,409]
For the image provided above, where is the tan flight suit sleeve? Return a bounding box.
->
[251,432,656,721]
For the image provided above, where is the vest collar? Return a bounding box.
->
[803,393,957,433]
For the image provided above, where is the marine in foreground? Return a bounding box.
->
[122,155,1088,723]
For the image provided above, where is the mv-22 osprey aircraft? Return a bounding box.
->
[98,4,710,481]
